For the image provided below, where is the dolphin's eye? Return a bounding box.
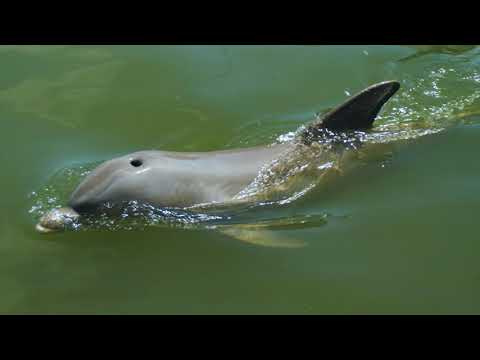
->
[130,159,143,167]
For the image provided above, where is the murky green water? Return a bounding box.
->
[2,45,480,314]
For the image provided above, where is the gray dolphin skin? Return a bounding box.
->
[68,81,400,213]
[69,144,294,210]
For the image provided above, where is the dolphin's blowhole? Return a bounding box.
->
[130,159,143,167]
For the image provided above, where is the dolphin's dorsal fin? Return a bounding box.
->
[302,81,400,143]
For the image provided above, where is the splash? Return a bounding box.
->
[234,141,341,203]
[376,59,480,135]
[29,163,97,219]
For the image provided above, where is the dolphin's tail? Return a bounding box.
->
[301,81,400,144]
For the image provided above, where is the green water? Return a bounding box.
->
[2,45,480,314]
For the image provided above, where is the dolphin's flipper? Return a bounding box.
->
[218,227,307,248]
[214,214,328,248]
[302,81,400,143]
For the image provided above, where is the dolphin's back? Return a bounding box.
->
[162,144,290,175]
[135,144,293,205]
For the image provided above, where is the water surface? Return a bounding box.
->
[1,45,480,314]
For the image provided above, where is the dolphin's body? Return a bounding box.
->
[69,144,294,210]
[68,81,400,213]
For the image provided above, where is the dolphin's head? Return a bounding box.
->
[68,151,158,213]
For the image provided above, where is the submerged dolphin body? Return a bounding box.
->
[68,81,400,213]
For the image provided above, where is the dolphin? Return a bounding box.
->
[67,81,400,213]
[36,80,401,245]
